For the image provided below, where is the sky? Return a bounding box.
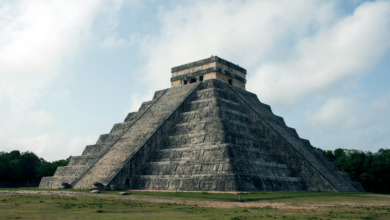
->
[0,0,389,162]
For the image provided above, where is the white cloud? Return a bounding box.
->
[0,0,102,110]
[130,0,390,153]
[304,97,356,127]
[52,89,70,98]
[138,0,337,91]
[127,92,149,112]
[301,91,390,151]
[304,92,390,129]
[98,33,141,50]
[249,0,390,105]
[66,136,96,157]
[0,0,104,161]
[1,0,390,161]
[135,0,390,104]
[0,132,95,161]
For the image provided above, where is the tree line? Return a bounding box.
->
[315,147,390,193]
[0,148,389,193]
[0,150,70,183]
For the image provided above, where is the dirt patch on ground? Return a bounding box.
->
[0,190,388,210]
[361,194,390,198]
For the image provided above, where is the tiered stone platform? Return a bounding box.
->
[39,56,364,192]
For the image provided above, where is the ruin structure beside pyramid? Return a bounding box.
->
[39,56,364,192]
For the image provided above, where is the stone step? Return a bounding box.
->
[157,142,271,152]
[82,144,107,156]
[140,169,296,178]
[96,134,110,145]
[138,174,302,182]
[171,118,263,138]
[159,139,270,151]
[167,131,226,146]
[144,160,289,169]
[223,120,266,139]
[53,166,88,178]
[196,79,223,91]
[190,97,239,107]
[124,112,138,123]
[171,119,224,135]
[109,121,134,134]
[180,107,250,124]
[167,131,269,148]
[138,100,154,112]
[96,133,120,145]
[157,143,266,152]
[185,97,240,112]
[68,155,96,166]
[193,88,230,101]
[153,89,168,100]
[193,87,230,101]
[133,174,305,191]
[39,176,75,189]
[122,89,171,124]
[152,152,282,163]
[151,157,281,163]
[104,143,139,155]
[153,145,280,161]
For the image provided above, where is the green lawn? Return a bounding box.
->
[1,188,387,203]
[1,189,390,219]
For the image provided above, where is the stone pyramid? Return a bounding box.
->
[39,56,364,192]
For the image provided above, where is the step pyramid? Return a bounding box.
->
[39,56,364,192]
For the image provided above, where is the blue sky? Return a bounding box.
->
[0,0,389,161]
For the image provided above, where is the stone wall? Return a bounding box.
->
[172,71,245,89]
[170,56,246,90]
[171,56,246,75]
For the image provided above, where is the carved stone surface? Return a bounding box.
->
[39,78,364,192]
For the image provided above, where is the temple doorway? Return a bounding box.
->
[124,178,130,189]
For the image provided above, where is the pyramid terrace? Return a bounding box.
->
[39,57,364,193]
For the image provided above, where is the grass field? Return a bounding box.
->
[1,188,389,219]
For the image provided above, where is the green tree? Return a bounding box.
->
[319,147,390,193]
[36,156,71,178]
[0,150,70,184]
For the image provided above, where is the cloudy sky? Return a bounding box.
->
[0,0,389,162]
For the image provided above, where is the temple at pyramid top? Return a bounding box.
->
[170,56,247,89]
